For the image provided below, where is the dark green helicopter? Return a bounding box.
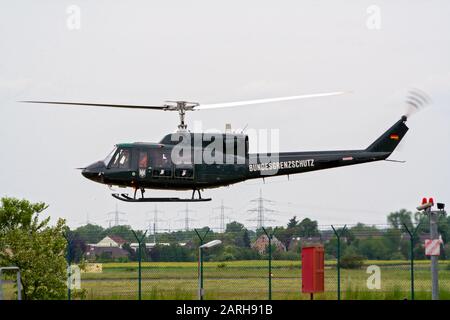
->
[23,90,428,202]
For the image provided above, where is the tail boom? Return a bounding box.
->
[247,116,409,179]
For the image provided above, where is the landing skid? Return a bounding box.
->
[111,193,212,202]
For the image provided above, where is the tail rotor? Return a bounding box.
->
[405,88,431,118]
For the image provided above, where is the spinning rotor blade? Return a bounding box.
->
[22,91,348,112]
[405,89,431,118]
[21,100,166,110]
[21,90,349,130]
[195,91,349,110]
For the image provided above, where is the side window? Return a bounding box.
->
[139,151,148,168]
[245,137,249,156]
[110,149,131,169]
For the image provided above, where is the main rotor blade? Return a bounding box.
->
[195,91,349,110]
[21,100,166,110]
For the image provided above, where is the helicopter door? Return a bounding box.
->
[150,148,173,179]
[137,150,150,181]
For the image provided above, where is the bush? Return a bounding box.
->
[273,250,298,260]
[325,254,335,260]
[0,198,68,300]
[117,257,129,263]
[213,246,260,261]
[340,253,365,269]
[222,253,235,261]
[389,252,405,260]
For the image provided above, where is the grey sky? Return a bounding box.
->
[1,1,449,231]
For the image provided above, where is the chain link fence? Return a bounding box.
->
[3,221,449,300]
[42,220,449,300]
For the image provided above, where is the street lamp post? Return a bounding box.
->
[198,240,222,300]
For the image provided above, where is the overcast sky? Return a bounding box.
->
[1,1,449,231]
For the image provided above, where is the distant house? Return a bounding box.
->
[129,242,188,251]
[251,235,286,254]
[85,235,129,260]
[129,242,170,251]
[86,246,129,260]
[95,235,127,248]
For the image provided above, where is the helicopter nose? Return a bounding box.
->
[81,161,105,183]
[81,169,98,180]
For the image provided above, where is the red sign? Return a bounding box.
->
[425,239,440,256]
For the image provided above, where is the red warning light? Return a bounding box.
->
[422,198,428,205]
[429,198,434,205]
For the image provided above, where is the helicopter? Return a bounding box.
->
[22,90,428,202]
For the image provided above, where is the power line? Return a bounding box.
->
[247,189,276,229]
[106,203,127,227]
[212,200,233,233]
[176,204,196,231]
[146,205,164,243]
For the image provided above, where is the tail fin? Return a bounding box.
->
[366,115,409,153]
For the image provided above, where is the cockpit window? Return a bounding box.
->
[109,148,131,169]
[103,147,117,166]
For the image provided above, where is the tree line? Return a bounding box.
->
[2,197,450,299]
[67,209,450,263]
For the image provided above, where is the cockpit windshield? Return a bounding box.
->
[103,147,117,166]
[110,148,131,169]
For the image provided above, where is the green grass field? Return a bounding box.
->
[3,260,450,300]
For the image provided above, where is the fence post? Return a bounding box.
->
[262,227,274,300]
[63,233,72,301]
[0,267,22,300]
[331,225,346,301]
[132,230,147,301]
[194,228,210,300]
[16,269,21,300]
[403,222,421,300]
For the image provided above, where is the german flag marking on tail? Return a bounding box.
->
[390,134,399,140]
